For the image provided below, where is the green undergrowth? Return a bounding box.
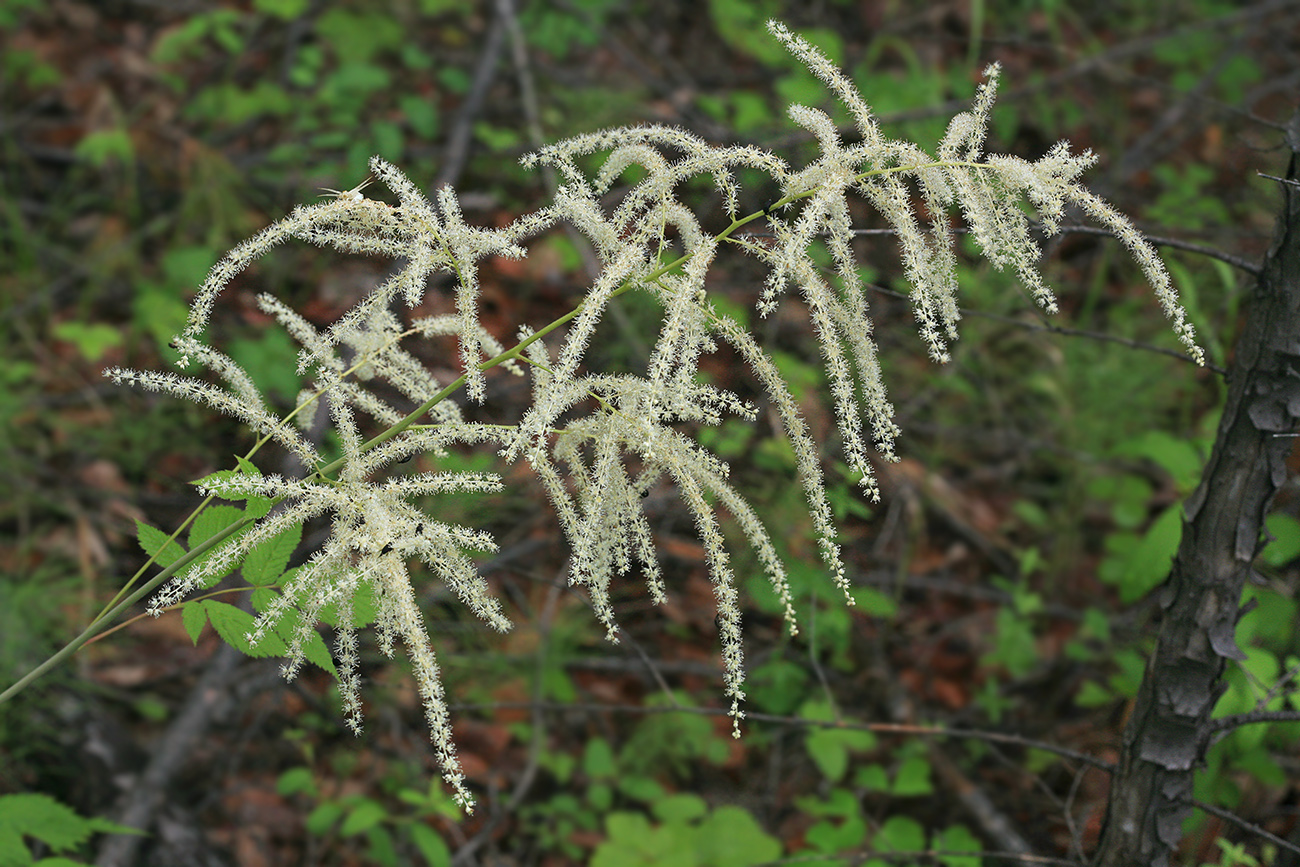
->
[2,1,1292,864]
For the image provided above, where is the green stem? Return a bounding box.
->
[0,512,257,706]
[7,154,983,699]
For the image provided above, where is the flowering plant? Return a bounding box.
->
[102,21,1200,811]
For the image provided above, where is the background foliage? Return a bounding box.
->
[2,0,1298,864]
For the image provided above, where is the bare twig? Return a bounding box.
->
[1187,797,1300,860]
[447,699,1114,772]
[1207,708,1300,732]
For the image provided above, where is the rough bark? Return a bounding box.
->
[1092,116,1300,866]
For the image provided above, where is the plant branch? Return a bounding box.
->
[0,512,257,705]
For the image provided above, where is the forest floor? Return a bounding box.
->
[3,2,1300,865]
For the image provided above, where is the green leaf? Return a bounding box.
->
[891,755,932,796]
[853,764,889,791]
[805,813,867,855]
[233,455,261,477]
[0,794,91,853]
[1237,586,1297,649]
[306,802,343,835]
[586,782,613,812]
[615,776,664,804]
[747,658,808,715]
[0,826,33,867]
[366,823,397,867]
[805,727,850,781]
[188,505,248,551]
[592,812,654,867]
[399,95,440,140]
[874,815,925,852]
[1116,504,1182,603]
[1262,513,1300,567]
[51,322,122,362]
[315,9,403,65]
[1113,430,1203,492]
[583,738,617,779]
[1073,680,1114,708]
[1233,747,1287,787]
[850,586,897,617]
[340,799,387,836]
[407,823,449,866]
[651,794,707,824]
[181,601,208,645]
[135,521,185,568]
[794,788,858,819]
[697,806,782,867]
[935,823,982,867]
[242,522,302,585]
[708,0,785,64]
[800,700,875,782]
[228,328,302,403]
[268,608,335,676]
[202,601,286,657]
[253,0,309,19]
[186,505,250,584]
[276,767,317,797]
[74,129,133,167]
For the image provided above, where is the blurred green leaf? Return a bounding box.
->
[52,319,120,361]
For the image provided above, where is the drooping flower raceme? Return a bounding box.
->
[109,19,1202,811]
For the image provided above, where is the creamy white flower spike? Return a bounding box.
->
[110,19,1202,812]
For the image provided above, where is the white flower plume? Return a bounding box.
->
[108,18,1203,812]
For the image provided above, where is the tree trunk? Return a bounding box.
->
[1092,116,1300,866]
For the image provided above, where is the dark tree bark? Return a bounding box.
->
[1093,116,1300,866]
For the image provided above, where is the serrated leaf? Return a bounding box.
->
[186,505,251,584]
[243,521,302,585]
[181,601,208,645]
[250,587,279,612]
[261,606,335,676]
[135,521,186,568]
[0,794,91,852]
[188,505,247,550]
[243,495,273,520]
[234,455,262,477]
[297,628,336,677]
[0,826,32,867]
[202,601,285,657]
[84,818,138,837]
